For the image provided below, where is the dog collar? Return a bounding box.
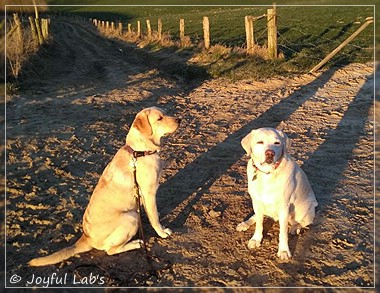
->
[124,145,158,159]
[251,146,285,179]
[251,158,282,179]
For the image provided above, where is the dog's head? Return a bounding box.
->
[132,107,180,147]
[241,127,290,172]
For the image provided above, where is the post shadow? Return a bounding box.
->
[282,74,374,265]
[302,74,374,205]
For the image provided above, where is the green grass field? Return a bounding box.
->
[37,2,377,78]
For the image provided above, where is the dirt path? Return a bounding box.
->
[5,19,375,288]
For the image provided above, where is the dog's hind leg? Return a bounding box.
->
[236,215,256,231]
[103,211,142,255]
[106,240,143,255]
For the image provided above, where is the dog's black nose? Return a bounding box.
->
[265,149,275,158]
[176,118,181,124]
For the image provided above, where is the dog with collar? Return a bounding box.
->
[237,127,318,260]
[29,107,180,266]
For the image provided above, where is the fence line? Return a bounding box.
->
[92,8,278,59]
[89,6,373,71]
[6,9,372,79]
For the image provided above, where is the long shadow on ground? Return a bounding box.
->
[158,67,351,227]
[302,74,374,204]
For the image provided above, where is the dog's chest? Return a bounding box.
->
[248,177,280,201]
[248,179,282,219]
[247,167,284,215]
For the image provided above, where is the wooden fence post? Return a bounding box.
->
[111,22,115,33]
[267,7,277,59]
[13,13,23,52]
[46,18,50,37]
[41,18,49,40]
[28,15,39,47]
[158,18,162,40]
[245,15,254,55]
[118,22,123,35]
[106,21,109,34]
[203,16,210,49]
[41,19,46,39]
[35,17,44,45]
[137,20,141,38]
[32,0,39,19]
[128,23,132,34]
[146,19,152,39]
[180,18,185,46]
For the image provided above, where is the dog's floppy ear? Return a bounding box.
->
[241,130,255,156]
[277,129,291,153]
[133,110,153,136]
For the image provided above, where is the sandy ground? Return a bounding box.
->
[4,19,376,289]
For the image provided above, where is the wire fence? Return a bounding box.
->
[277,16,373,66]
[91,6,373,72]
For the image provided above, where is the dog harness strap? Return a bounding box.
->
[124,144,154,262]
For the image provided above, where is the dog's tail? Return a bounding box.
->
[28,234,92,266]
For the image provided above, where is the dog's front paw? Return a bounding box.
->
[277,249,292,260]
[236,222,250,232]
[247,238,261,249]
[157,227,172,238]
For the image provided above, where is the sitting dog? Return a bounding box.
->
[29,107,180,266]
[237,127,318,260]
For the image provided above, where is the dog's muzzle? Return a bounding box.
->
[265,149,275,164]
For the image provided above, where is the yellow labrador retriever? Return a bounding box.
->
[237,127,318,260]
[29,107,180,266]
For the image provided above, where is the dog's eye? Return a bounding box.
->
[157,116,163,121]
[274,142,281,145]
[257,141,264,144]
